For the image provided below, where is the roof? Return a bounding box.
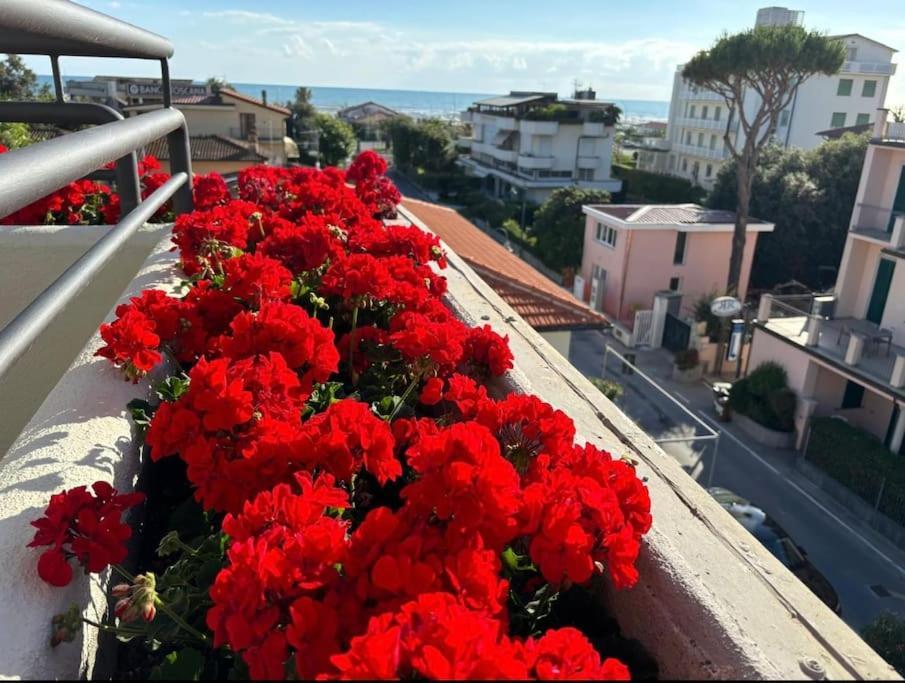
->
[816,122,872,139]
[474,94,549,108]
[218,89,291,115]
[337,101,401,117]
[144,135,267,162]
[829,34,898,53]
[583,203,774,232]
[399,198,608,331]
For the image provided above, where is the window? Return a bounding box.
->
[709,134,717,150]
[669,277,682,291]
[856,113,870,126]
[779,110,790,127]
[685,131,692,145]
[846,46,858,61]
[705,164,713,178]
[697,132,704,146]
[681,158,688,171]
[841,380,865,409]
[702,105,709,120]
[239,112,257,139]
[863,80,877,97]
[578,167,595,181]
[673,231,687,264]
[837,78,853,96]
[714,107,721,121]
[831,112,847,128]
[596,222,617,248]
[690,105,696,118]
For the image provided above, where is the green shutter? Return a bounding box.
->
[866,259,895,325]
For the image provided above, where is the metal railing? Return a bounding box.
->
[0,0,194,383]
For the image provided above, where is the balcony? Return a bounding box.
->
[676,116,725,131]
[519,119,558,135]
[0,3,901,680]
[516,153,554,170]
[227,126,284,142]
[851,203,905,245]
[577,155,600,169]
[758,295,905,396]
[678,88,724,102]
[841,60,897,75]
[673,142,726,160]
[490,146,517,163]
[582,121,606,136]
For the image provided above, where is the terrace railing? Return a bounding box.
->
[0,0,194,383]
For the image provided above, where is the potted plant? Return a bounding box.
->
[672,348,702,383]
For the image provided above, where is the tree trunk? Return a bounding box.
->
[728,160,754,297]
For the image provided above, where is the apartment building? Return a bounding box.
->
[750,110,905,451]
[457,90,622,204]
[577,203,773,330]
[638,7,897,191]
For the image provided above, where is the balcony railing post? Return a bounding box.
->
[166,123,194,214]
[757,293,773,322]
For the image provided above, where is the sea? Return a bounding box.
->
[39,75,669,122]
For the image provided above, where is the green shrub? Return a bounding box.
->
[748,361,788,398]
[674,348,700,371]
[612,165,707,204]
[806,417,905,525]
[731,362,795,432]
[693,292,722,342]
[590,377,623,401]
[523,104,576,121]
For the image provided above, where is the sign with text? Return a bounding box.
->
[124,81,209,99]
[710,296,743,318]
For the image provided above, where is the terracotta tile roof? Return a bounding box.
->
[400,198,608,331]
[145,135,267,162]
[219,89,291,115]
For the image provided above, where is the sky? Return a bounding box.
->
[21,0,905,104]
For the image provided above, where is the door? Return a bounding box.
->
[889,165,905,232]
[866,258,895,325]
[239,113,256,139]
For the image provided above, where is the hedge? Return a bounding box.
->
[805,416,905,526]
[612,165,707,204]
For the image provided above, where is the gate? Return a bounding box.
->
[663,313,691,352]
[632,309,654,346]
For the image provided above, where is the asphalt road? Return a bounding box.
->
[570,329,905,632]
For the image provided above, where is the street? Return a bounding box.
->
[570,329,905,632]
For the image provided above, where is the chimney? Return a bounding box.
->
[874,108,889,139]
[261,89,267,106]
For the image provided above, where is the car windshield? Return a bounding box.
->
[751,522,806,568]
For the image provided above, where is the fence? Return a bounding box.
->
[663,313,691,352]
[602,345,721,486]
[0,0,194,383]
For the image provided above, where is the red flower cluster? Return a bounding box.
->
[29,482,143,587]
[80,153,652,679]
[345,150,401,219]
[0,152,230,226]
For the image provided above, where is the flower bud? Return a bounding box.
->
[111,583,131,598]
[141,601,157,622]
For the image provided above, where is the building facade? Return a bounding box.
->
[577,204,773,327]
[749,110,905,451]
[457,91,622,204]
[638,8,897,191]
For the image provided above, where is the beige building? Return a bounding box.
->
[750,110,905,451]
[125,88,296,172]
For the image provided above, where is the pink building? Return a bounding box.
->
[577,204,774,328]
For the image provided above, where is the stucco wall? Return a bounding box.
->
[748,326,812,393]
[0,224,172,460]
[580,216,759,322]
[0,237,180,680]
[539,329,572,360]
[157,159,259,176]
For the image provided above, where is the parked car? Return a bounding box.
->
[708,487,841,614]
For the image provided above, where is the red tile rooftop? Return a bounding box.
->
[400,198,608,331]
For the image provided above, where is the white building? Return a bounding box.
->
[749,110,905,452]
[638,8,897,191]
[457,91,622,204]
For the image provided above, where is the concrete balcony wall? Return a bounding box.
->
[582,121,606,136]
[0,223,172,459]
[676,116,725,131]
[517,153,554,170]
[519,119,559,135]
[0,213,898,679]
[577,155,600,169]
[490,146,517,163]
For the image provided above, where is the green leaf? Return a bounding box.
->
[150,647,204,681]
[127,398,155,436]
[155,374,191,403]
